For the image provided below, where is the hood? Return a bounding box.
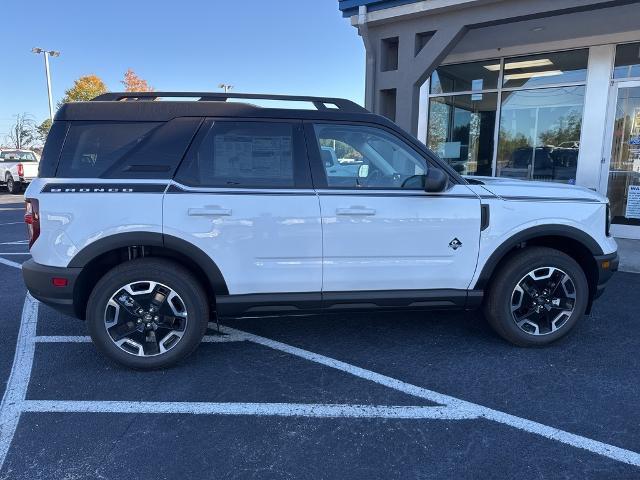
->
[465,176,606,203]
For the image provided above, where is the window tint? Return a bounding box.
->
[314,124,429,189]
[38,121,68,177]
[501,50,588,89]
[613,42,640,79]
[57,122,161,178]
[430,60,500,94]
[176,121,297,188]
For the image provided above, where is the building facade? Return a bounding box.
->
[339,0,640,239]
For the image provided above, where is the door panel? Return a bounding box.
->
[319,187,481,291]
[307,121,482,292]
[163,188,322,294]
[164,119,322,295]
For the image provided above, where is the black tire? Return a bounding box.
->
[483,246,589,346]
[86,258,209,369]
[6,175,21,194]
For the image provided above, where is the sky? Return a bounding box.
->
[0,0,365,142]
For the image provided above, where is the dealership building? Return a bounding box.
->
[339,0,640,238]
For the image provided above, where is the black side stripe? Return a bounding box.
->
[166,184,317,196]
[500,196,602,203]
[41,183,168,193]
[168,184,483,199]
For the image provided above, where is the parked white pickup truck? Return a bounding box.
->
[1,149,39,194]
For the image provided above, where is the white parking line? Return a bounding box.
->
[0,222,23,226]
[0,295,38,471]
[0,240,28,246]
[0,257,22,269]
[218,326,640,467]
[22,400,473,420]
[0,253,30,255]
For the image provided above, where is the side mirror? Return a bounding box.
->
[424,168,448,193]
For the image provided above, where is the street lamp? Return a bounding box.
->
[218,83,233,94]
[32,48,60,122]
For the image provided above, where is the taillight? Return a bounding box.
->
[17,163,24,177]
[24,198,40,249]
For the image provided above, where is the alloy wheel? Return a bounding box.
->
[510,267,576,336]
[104,281,188,356]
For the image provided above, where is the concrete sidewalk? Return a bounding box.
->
[616,238,640,273]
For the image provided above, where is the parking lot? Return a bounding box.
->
[0,191,639,479]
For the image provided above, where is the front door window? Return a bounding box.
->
[607,85,640,227]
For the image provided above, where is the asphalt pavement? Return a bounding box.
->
[0,190,638,479]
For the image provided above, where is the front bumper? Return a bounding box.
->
[22,259,82,317]
[593,251,619,300]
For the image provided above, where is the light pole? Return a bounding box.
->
[218,83,234,94]
[32,48,60,122]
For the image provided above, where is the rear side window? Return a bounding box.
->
[57,122,161,178]
[39,121,69,177]
[176,120,307,188]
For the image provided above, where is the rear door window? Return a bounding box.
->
[175,120,310,188]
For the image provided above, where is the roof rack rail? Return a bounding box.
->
[91,92,368,113]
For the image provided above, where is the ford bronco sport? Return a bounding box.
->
[22,92,618,369]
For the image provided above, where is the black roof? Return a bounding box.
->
[55,92,383,124]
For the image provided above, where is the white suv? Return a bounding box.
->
[22,92,618,369]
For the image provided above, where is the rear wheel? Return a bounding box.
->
[86,258,209,369]
[6,175,21,194]
[483,247,589,346]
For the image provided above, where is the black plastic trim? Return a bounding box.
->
[66,232,230,296]
[167,183,317,196]
[480,204,490,231]
[500,196,602,203]
[216,289,483,316]
[22,259,81,317]
[474,224,605,289]
[593,251,619,300]
[216,293,322,316]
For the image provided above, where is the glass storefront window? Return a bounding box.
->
[427,93,497,176]
[502,50,589,89]
[496,86,585,183]
[613,43,640,79]
[430,60,500,94]
[606,85,640,226]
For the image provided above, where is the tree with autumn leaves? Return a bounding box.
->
[121,68,154,92]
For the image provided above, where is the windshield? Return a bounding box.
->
[0,151,37,162]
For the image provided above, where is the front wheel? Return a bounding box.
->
[86,258,209,369]
[483,247,589,346]
[6,175,21,194]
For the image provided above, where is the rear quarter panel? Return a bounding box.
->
[26,178,166,267]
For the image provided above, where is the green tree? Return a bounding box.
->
[59,74,108,105]
[35,118,52,145]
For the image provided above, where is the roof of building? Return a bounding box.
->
[338,0,418,17]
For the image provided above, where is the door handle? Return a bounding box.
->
[336,207,376,216]
[188,207,232,217]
